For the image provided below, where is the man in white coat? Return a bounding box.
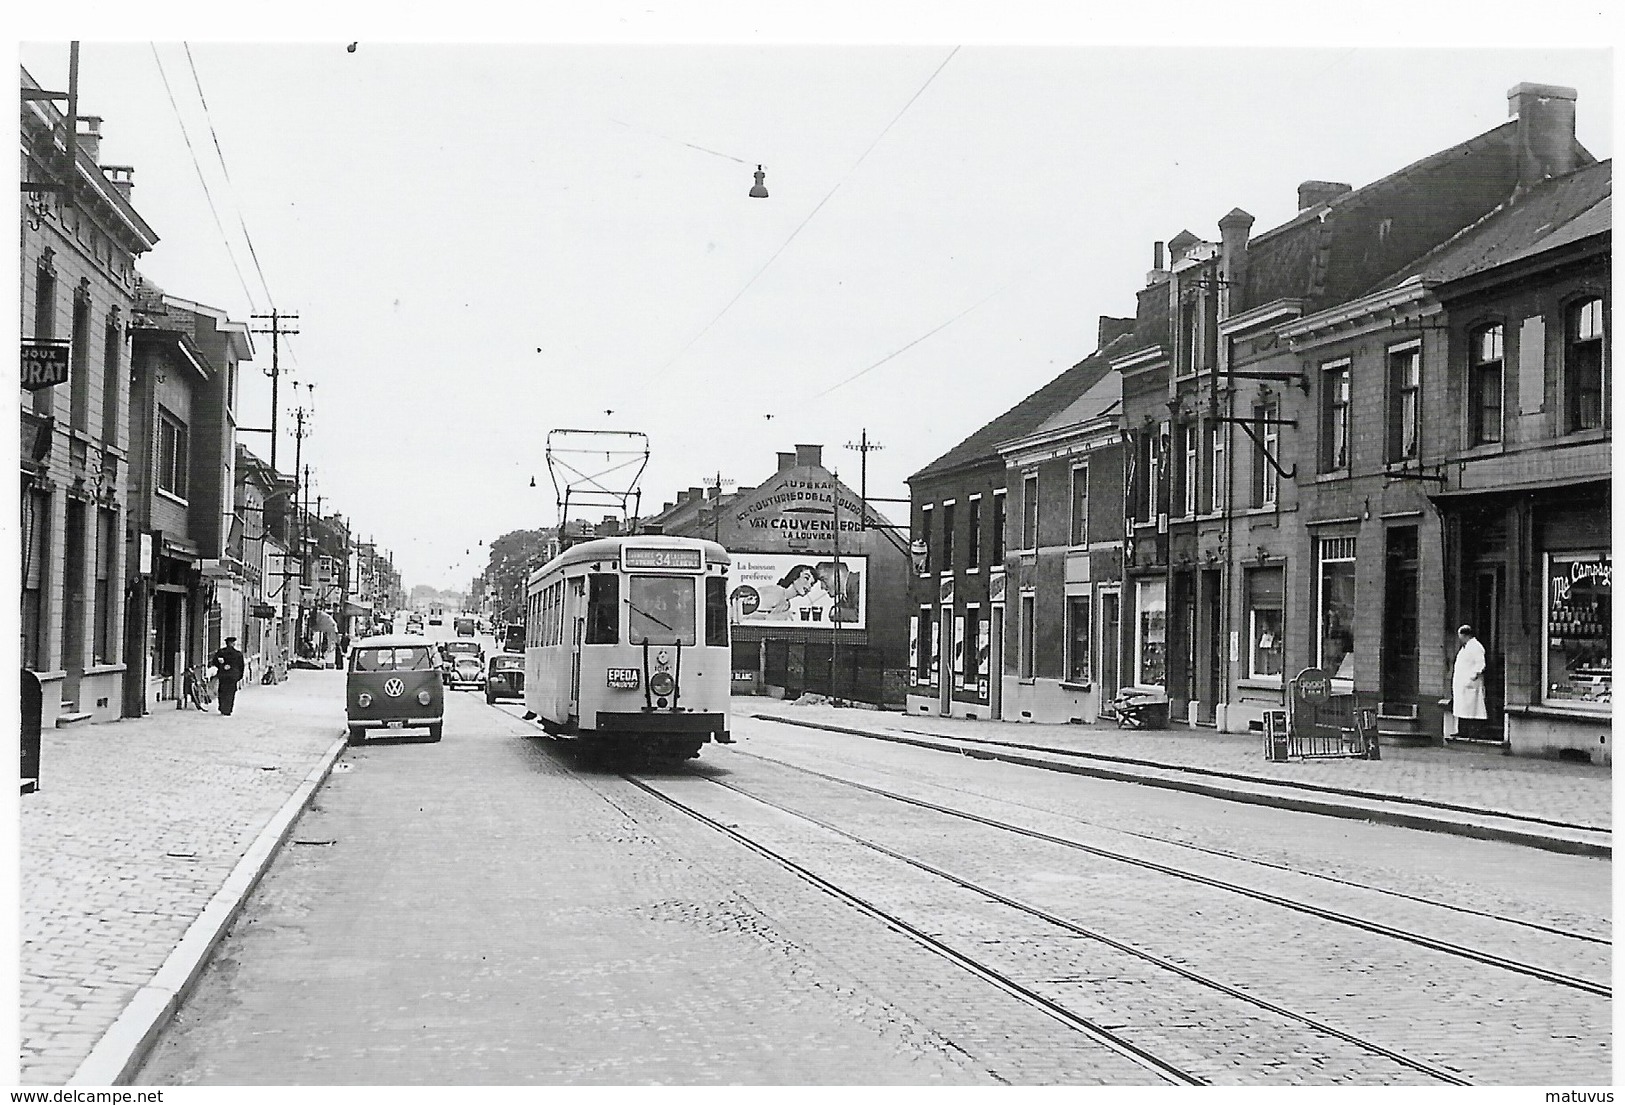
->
[1452,624,1488,739]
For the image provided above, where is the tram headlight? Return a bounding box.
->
[357,692,373,707]
[649,671,676,697]
[417,689,433,705]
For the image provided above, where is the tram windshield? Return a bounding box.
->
[628,576,697,645]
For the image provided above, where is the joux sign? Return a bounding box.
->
[21,341,71,391]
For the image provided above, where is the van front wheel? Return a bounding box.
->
[427,723,443,742]
[346,725,365,746]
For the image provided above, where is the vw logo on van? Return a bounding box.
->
[384,677,405,698]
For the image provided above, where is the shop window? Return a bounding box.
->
[966,496,982,570]
[1018,591,1036,679]
[1320,359,1351,472]
[1317,537,1357,682]
[991,491,1006,563]
[94,508,118,663]
[1069,464,1089,546]
[914,605,934,683]
[1566,298,1606,433]
[1544,553,1610,708]
[963,605,981,686]
[1245,566,1284,681]
[22,487,50,670]
[941,500,955,571]
[1134,579,1166,688]
[1468,324,1504,445]
[1066,595,1091,683]
[1021,472,1039,550]
[1387,342,1421,462]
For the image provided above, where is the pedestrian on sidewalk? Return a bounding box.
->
[1452,624,1488,739]
[211,637,246,716]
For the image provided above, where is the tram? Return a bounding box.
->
[522,534,732,758]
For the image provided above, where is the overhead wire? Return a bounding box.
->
[653,45,961,378]
[148,43,258,314]
[181,43,305,377]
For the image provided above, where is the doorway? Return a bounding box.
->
[1468,565,1505,739]
[1098,589,1120,701]
[989,605,1004,719]
[1382,527,1420,705]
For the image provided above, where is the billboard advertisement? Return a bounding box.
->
[727,552,867,630]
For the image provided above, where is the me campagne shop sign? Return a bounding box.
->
[21,340,71,391]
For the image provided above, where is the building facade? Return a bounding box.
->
[124,287,252,713]
[651,444,911,704]
[21,73,159,725]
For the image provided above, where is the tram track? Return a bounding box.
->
[620,770,1479,1086]
[726,748,1611,994]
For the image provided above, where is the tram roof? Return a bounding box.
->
[530,534,729,579]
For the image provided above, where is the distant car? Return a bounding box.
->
[448,655,486,690]
[485,652,526,704]
[454,616,477,637]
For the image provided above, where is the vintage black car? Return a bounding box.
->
[485,652,526,704]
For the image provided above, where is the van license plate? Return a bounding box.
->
[606,668,640,689]
[387,720,403,728]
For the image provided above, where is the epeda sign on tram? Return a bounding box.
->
[21,340,71,391]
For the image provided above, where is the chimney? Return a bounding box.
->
[1297,181,1352,211]
[1098,315,1136,349]
[101,165,135,200]
[75,116,103,163]
[777,451,797,471]
[1146,241,1168,286]
[1218,207,1255,314]
[707,485,720,500]
[1508,82,1578,193]
[794,444,822,468]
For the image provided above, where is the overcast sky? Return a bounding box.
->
[16,8,1615,592]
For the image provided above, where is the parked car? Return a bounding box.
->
[346,634,443,744]
[486,652,526,704]
[447,654,486,690]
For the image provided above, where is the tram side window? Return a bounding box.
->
[705,576,728,647]
[587,574,620,644]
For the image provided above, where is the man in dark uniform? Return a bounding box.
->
[211,637,246,716]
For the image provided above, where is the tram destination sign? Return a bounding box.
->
[622,547,702,570]
[21,340,71,391]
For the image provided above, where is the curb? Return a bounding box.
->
[752,714,1612,859]
[66,735,351,1086]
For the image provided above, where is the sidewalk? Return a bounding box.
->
[744,696,1612,854]
[18,670,347,1086]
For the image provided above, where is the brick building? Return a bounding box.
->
[21,68,158,725]
[649,444,910,704]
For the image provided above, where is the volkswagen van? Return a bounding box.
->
[346,634,444,744]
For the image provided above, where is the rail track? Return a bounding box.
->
[621,769,1488,1085]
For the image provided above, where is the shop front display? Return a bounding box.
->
[1544,552,1611,707]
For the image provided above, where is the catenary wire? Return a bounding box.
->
[149,43,258,314]
[653,46,961,378]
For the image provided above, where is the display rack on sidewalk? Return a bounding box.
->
[1266,667,1380,761]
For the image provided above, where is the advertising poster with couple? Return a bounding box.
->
[727,553,868,629]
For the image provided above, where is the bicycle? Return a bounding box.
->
[180,664,215,710]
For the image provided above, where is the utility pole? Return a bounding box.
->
[290,387,313,650]
[847,429,911,531]
[702,470,735,545]
[249,310,299,473]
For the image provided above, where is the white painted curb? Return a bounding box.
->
[67,735,350,1086]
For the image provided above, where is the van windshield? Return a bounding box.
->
[353,646,436,672]
[628,576,696,645]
